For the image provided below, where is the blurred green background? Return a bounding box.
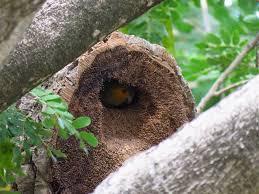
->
[121,0,259,109]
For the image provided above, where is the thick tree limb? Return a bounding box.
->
[93,75,259,194]
[0,0,164,112]
[0,0,45,64]
[197,33,259,113]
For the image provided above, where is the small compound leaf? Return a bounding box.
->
[73,117,91,129]
[55,111,74,120]
[41,94,62,102]
[37,128,53,138]
[57,118,65,129]
[42,118,55,129]
[79,131,98,147]
[42,106,55,115]
[58,128,69,139]
[51,149,67,159]
[30,87,51,97]
[220,29,231,45]
[46,101,68,111]
[232,30,240,45]
[63,120,77,135]
[206,33,221,45]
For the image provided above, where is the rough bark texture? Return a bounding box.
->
[45,32,195,193]
[0,0,165,112]
[92,75,259,194]
[0,0,45,64]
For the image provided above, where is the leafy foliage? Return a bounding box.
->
[0,87,98,189]
[122,0,258,105]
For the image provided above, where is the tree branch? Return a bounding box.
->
[200,0,211,32]
[256,40,259,67]
[214,79,248,96]
[197,33,259,113]
[0,0,45,64]
[0,0,164,112]
[93,75,259,194]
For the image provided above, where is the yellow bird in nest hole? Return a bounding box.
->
[100,79,136,108]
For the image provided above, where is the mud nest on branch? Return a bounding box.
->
[49,32,195,194]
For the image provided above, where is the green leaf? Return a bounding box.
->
[54,110,74,120]
[206,33,221,45]
[238,0,254,14]
[26,135,42,146]
[170,11,180,21]
[243,14,258,24]
[0,191,20,194]
[231,31,240,45]
[12,147,22,167]
[79,141,86,150]
[42,118,55,129]
[24,123,42,146]
[58,128,69,139]
[174,20,193,32]
[8,127,23,136]
[79,131,98,147]
[0,140,15,169]
[57,118,65,129]
[50,149,66,159]
[40,94,62,102]
[78,141,89,155]
[169,0,177,7]
[196,42,208,50]
[220,30,231,45]
[193,0,200,7]
[46,101,68,110]
[209,1,245,33]
[31,87,51,97]
[73,117,91,129]
[63,120,77,135]
[37,128,52,138]
[42,107,55,115]
[22,141,31,158]
[239,39,248,47]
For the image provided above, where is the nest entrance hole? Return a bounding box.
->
[99,79,138,109]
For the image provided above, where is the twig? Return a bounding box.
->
[197,33,259,113]
[214,80,248,96]
[200,0,211,32]
[256,40,259,67]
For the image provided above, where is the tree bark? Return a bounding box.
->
[0,0,164,112]
[93,75,259,194]
[0,0,45,64]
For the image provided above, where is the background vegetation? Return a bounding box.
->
[0,0,258,192]
[122,0,258,107]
